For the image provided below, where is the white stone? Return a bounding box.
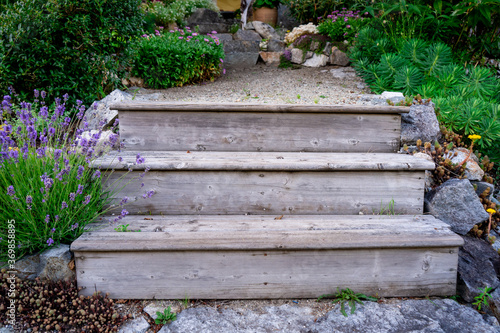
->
[290,48,304,64]
[118,316,150,333]
[302,54,328,68]
[381,91,405,99]
[445,147,484,181]
[284,23,318,44]
[252,21,280,40]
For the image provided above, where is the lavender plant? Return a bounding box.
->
[0,91,146,261]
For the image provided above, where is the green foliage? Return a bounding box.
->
[114,224,141,232]
[317,288,377,317]
[155,306,177,325]
[281,0,365,24]
[0,0,144,107]
[131,28,224,89]
[317,9,370,42]
[0,94,141,261]
[473,286,493,311]
[253,0,281,9]
[144,0,220,26]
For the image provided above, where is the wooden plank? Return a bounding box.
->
[111,101,410,114]
[71,215,464,252]
[103,170,427,215]
[119,111,402,152]
[95,151,435,171]
[74,247,459,299]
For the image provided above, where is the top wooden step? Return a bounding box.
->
[113,102,408,153]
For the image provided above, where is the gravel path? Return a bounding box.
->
[134,64,371,104]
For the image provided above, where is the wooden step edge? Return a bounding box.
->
[110,101,409,114]
[92,152,435,172]
[71,215,464,252]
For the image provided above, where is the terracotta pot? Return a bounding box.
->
[253,7,278,27]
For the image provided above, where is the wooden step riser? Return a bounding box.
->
[74,247,459,299]
[119,111,401,153]
[107,170,425,215]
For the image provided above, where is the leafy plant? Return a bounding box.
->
[131,27,224,89]
[114,224,141,232]
[317,288,377,317]
[317,9,370,42]
[155,306,177,325]
[0,92,147,261]
[143,0,220,26]
[253,0,281,9]
[473,286,493,311]
[0,0,144,107]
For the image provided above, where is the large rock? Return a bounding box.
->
[82,89,132,131]
[302,53,328,67]
[233,29,261,41]
[458,235,500,302]
[157,301,500,333]
[401,102,441,145]
[186,8,229,34]
[267,39,285,52]
[14,253,40,280]
[37,244,75,282]
[252,21,280,40]
[424,179,490,235]
[118,316,150,333]
[223,40,260,68]
[329,46,350,66]
[446,147,485,181]
[259,52,282,66]
[290,48,304,64]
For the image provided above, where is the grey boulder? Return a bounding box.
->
[424,179,490,235]
[401,102,441,145]
[252,21,280,40]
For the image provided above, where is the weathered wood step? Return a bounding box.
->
[113,102,408,153]
[72,215,463,299]
[98,151,434,215]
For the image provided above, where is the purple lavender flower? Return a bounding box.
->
[47,238,54,246]
[54,149,62,160]
[136,153,145,165]
[61,201,68,209]
[120,209,129,217]
[119,197,128,206]
[63,93,69,102]
[34,89,39,98]
[39,106,49,119]
[143,190,155,199]
[41,91,46,99]
[7,185,14,196]
[71,223,78,231]
[79,138,88,147]
[8,149,19,160]
[69,192,76,201]
[48,127,56,136]
[93,170,101,178]
[36,147,46,158]
[55,215,59,221]
[45,215,50,223]
[118,156,123,162]
[83,195,91,205]
[113,118,119,127]
[76,184,84,195]
[26,195,32,204]
[77,165,84,179]
[63,117,71,127]
[51,227,56,233]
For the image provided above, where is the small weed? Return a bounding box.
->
[317,288,377,317]
[473,286,493,311]
[181,295,190,308]
[155,306,177,325]
[319,95,327,98]
[376,199,396,215]
[297,94,301,99]
[314,98,319,104]
[114,224,141,232]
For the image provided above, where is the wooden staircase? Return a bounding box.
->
[71,102,463,299]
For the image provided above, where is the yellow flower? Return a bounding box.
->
[487,208,496,214]
[0,125,3,131]
[468,134,481,141]
[8,147,19,152]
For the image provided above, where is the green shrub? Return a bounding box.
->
[350,28,500,162]
[0,0,144,107]
[132,27,224,89]
[144,0,219,27]
[0,92,146,261]
[317,9,370,42]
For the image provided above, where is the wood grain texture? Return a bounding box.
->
[103,169,427,215]
[74,247,459,299]
[71,215,463,252]
[119,111,402,152]
[95,151,435,171]
[111,101,410,114]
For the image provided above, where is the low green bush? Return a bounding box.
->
[131,27,225,89]
[0,0,144,107]
[0,92,146,261]
[317,9,370,42]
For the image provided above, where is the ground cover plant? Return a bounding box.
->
[343,1,500,164]
[0,92,148,262]
[132,27,225,89]
[0,0,144,107]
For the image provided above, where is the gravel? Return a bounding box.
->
[130,64,372,105]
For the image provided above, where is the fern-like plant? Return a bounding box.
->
[394,65,424,96]
[418,42,453,77]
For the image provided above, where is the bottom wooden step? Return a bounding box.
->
[71,215,463,299]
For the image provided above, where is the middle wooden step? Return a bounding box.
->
[97,151,434,215]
